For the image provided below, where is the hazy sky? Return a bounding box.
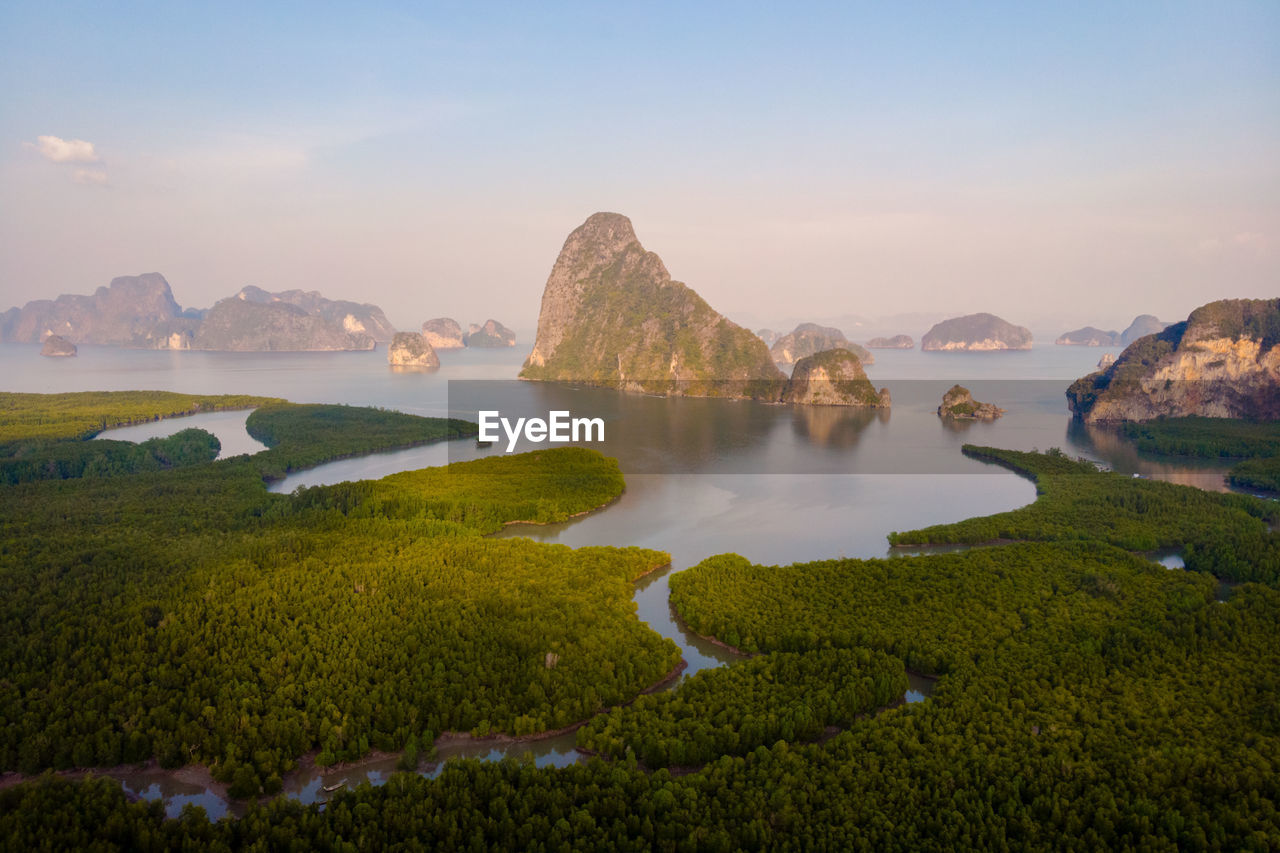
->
[2,1,1277,336]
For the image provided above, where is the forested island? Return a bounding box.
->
[2,393,1279,849]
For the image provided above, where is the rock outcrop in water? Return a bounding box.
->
[866,335,914,349]
[1067,298,1280,422]
[40,334,77,357]
[193,295,376,351]
[921,313,1032,351]
[0,273,196,348]
[781,349,890,407]
[464,319,516,348]
[387,332,440,368]
[0,276,396,352]
[771,323,874,365]
[1056,326,1121,347]
[1120,314,1171,346]
[938,384,1004,419]
[521,212,786,399]
[232,286,395,343]
[422,318,465,349]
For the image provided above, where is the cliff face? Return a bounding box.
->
[938,384,1004,419]
[422,318,465,349]
[464,319,516,348]
[866,335,913,349]
[193,298,375,351]
[921,313,1032,351]
[1067,298,1280,422]
[771,323,874,365]
[1056,326,1121,346]
[236,286,395,342]
[387,332,440,367]
[520,213,786,399]
[0,273,187,347]
[780,349,890,407]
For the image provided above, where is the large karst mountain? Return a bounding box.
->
[1067,298,1280,422]
[0,273,197,348]
[1,276,396,352]
[520,213,787,399]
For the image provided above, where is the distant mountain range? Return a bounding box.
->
[1,275,396,352]
[1056,315,1172,348]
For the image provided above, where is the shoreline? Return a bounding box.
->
[494,488,625,531]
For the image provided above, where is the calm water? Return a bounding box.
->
[0,341,1238,817]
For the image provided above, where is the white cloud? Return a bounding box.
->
[28,135,100,163]
[72,169,109,186]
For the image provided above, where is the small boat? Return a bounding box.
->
[322,781,345,793]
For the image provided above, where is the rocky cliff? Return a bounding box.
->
[465,319,516,348]
[422,318,465,349]
[520,213,786,399]
[387,332,439,367]
[235,286,395,342]
[866,334,914,349]
[40,334,77,357]
[938,385,1004,419]
[1056,326,1121,346]
[755,329,780,347]
[1067,298,1280,422]
[0,273,194,347]
[780,349,890,407]
[193,297,375,351]
[0,276,395,352]
[921,313,1032,351]
[771,323,874,365]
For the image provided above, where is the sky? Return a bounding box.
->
[1,1,1277,336]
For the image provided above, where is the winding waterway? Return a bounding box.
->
[0,341,1250,818]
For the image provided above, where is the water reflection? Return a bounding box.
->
[1066,421,1232,492]
[789,405,886,448]
[94,409,268,459]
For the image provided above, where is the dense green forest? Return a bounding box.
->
[889,445,1280,584]
[2,395,1278,849]
[1121,416,1280,458]
[1119,416,1280,492]
[4,546,1277,849]
[0,390,279,441]
[0,394,676,800]
[577,648,908,767]
[244,403,478,478]
[0,428,221,484]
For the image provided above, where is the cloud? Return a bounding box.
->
[72,169,109,186]
[28,135,100,163]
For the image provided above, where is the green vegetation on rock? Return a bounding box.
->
[521,213,786,399]
[1068,299,1280,422]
